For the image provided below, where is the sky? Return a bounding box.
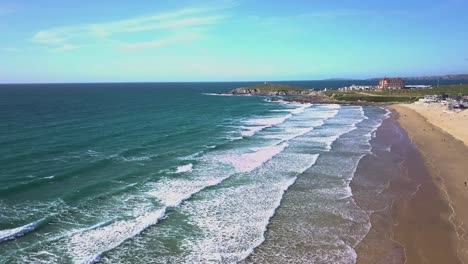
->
[0,0,467,83]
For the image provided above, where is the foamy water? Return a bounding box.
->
[220,143,288,173]
[67,209,166,264]
[245,105,390,264]
[0,218,46,242]
[175,163,193,173]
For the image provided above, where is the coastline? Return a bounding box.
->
[386,105,468,263]
[353,110,461,263]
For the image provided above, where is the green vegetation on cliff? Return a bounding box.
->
[245,83,309,92]
[228,83,311,95]
[228,83,468,104]
[324,84,468,103]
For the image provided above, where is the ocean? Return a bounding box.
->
[0,81,464,263]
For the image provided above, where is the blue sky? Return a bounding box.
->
[1,0,467,83]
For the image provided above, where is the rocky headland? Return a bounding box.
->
[227,83,313,96]
[226,83,391,106]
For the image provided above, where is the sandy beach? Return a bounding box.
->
[382,104,468,263]
[402,103,468,146]
[353,110,460,264]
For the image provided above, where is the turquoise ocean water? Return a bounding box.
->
[0,81,464,263]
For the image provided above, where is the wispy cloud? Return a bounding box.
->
[256,8,408,26]
[304,9,408,18]
[32,5,231,51]
[121,33,201,50]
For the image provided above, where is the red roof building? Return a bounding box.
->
[378,78,405,90]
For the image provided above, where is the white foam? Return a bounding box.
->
[245,114,292,127]
[202,93,233,96]
[240,125,268,137]
[121,156,151,162]
[175,163,193,173]
[0,218,45,242]
[269,109,293,112]
[220,143,288,173]
[67,208,165,264]
[180,153,319,263]
[147,177,224,207]
[321,104,341,110]
[148,124,308,211]
[290,103,312,114]
[358,106,369,120]
[226,136,243,141]
[87,150,100,157]
[263,126,316,141]
[270,103,312,115]
[304,135,341,150]
[177,151,204,161]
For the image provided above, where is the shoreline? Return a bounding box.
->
[274,96,397,106]
[221,92,400,106]
[388,105,468,263]
[352,110,461,263]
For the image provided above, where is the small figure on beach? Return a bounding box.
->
[465,181,467,187]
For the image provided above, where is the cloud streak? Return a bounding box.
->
[256,8,408,26]
[121,33,201,50]
[32,5,229,51]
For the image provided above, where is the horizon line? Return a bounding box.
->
[1,73,468,85]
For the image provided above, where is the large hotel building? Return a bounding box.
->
[378,78,405,90]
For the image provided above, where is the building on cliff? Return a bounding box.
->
[378,78,405,90]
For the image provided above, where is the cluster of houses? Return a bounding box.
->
[337,85,375,91]
[337,78,433,91]
[420,94,468,110]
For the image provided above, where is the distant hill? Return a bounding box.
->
[403,74,468,80]
[321,78,357,81]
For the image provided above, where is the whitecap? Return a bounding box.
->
[0,218,46,242]
[176,163,193,174]
[121,156,152,162]
[219,143,288,173]
[202,93,233,96]
[244,114,292,127]
[67,209,166,264]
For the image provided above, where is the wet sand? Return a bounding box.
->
[385,105,468,263]
[242,106,466,263]
[354,111,461,263]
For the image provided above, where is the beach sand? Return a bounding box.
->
[354,111,462,264]
[385,105,468,263]
[402,103,468,147]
